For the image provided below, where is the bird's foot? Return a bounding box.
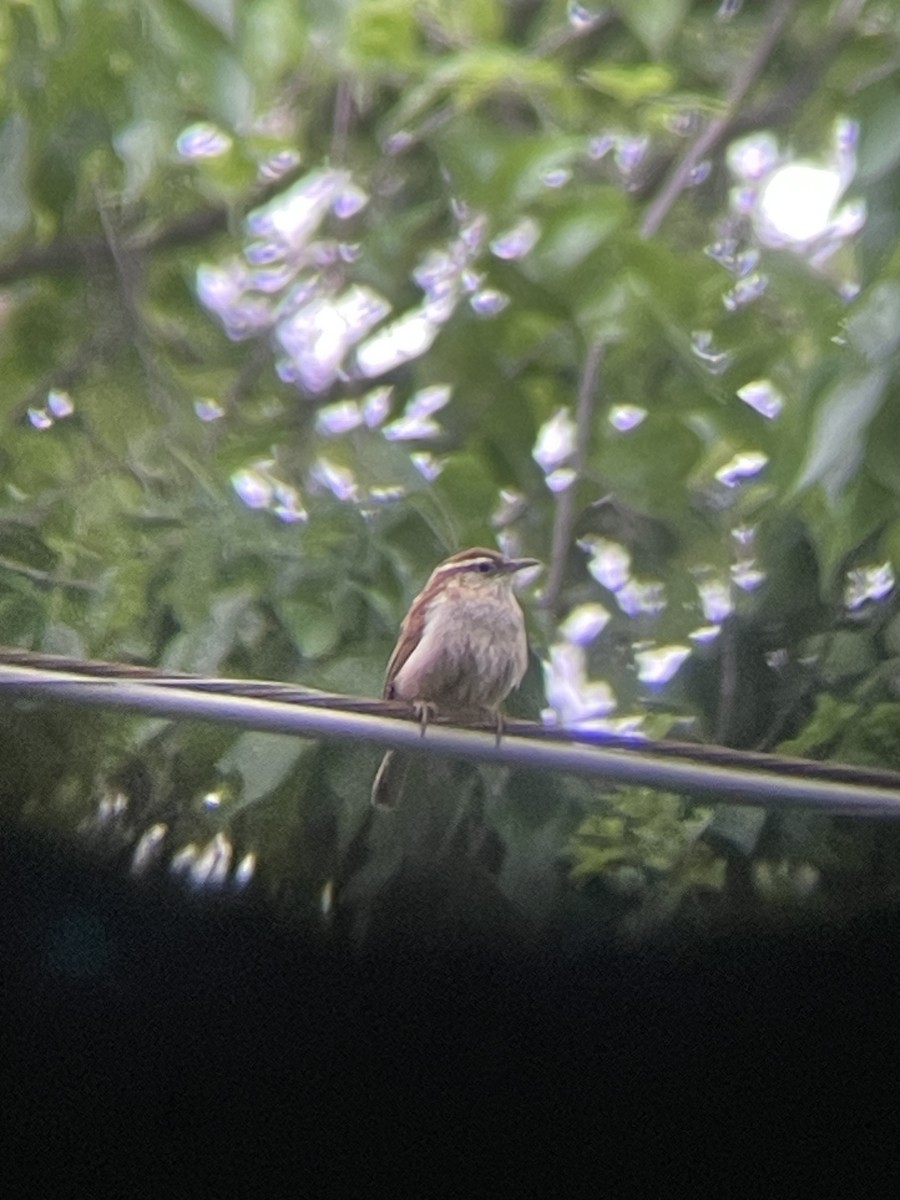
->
[493,709,505,747]
[413,699,437,736]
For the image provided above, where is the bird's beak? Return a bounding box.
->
[505,557,541,574]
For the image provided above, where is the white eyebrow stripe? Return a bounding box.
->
[432,556,499,578]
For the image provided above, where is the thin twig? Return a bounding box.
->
[640,0,802,238]
[331,78,354,166]
[714,616,738,746]
[97,195,185,418]
[729,0,869,137]
[539,338,604,616]
[0,206,230,288]
[0,559,99,593]
[0,166,309,287]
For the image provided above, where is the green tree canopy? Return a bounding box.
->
[3,0,900,938]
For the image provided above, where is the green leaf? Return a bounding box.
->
[794,368,889,501]
[526,195,627,280]
[819,631,878,686]
[163,588,258,675]
[856,93,900,185]
[167,520,224,626]
[702,806,767,859]
[834,703,900,770]
[777,694,855,757]
[345,0,421,71]
[581,62,676,105]
[181,0,236,39]
[415,0,503,42]
[844,281,900,365]
[435,118,585,214]
[217,731,312,807]
[428,454,499,544]
[568,790,710,884]
[389,50,569,136]
[41,622,87,659]
[239,0,309,84]
[276,597,341,659]
[613,0,690,56]
[519,192,631,330]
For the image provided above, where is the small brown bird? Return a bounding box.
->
[371,546,539,809]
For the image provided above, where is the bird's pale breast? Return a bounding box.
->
[390,586,527,713]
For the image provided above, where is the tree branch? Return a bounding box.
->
[539,337,604,617]
[729,0,869,138]
[0,205,231,288]
[640,0,802,239]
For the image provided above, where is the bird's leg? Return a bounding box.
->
[493,708,504,747]
[413,699,437,736]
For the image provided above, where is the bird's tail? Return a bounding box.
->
[370,749,412,809]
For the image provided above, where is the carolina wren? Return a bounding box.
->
[371,546,538,809]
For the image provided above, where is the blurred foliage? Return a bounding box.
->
[3,0,900,941]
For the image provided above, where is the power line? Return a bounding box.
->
[3,659,900,818]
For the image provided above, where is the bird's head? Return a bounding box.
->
[427,547,540,596]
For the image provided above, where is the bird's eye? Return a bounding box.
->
[475,560,493,573]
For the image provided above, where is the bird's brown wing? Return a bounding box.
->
[382,585,428,699]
